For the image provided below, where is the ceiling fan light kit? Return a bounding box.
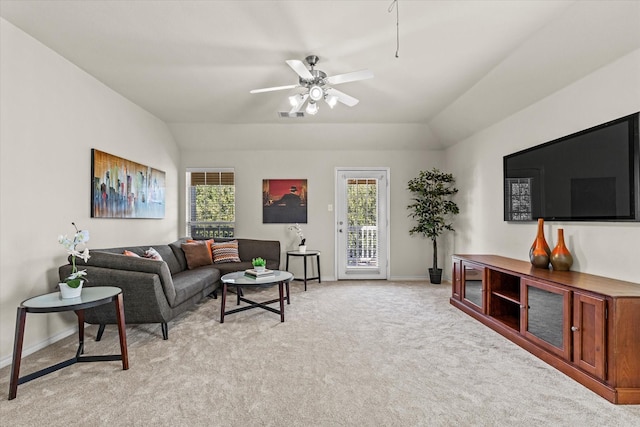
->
[251,55,373,117]
[306,101,319,115]
[308,85,324,102]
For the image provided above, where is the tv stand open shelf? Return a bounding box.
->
[451,254,640,404]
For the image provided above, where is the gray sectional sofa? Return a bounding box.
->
[59,237,280,339]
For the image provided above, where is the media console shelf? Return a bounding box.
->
[451,254,640,404]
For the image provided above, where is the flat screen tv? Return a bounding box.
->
[504,112,640,222]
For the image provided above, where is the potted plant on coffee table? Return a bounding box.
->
[252,257,267,272]
[407,168,459,284]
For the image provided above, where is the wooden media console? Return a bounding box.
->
[450,254,640,404]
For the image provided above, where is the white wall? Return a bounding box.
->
[0,20,181,365]
[178,145,442,281]
[444,49,640,283]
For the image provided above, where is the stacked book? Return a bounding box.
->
[244,268,275,279]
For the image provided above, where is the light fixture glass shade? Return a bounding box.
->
[306,101,318,115]
[309,85,324,102]
[325,95,338,109]
[289,94,302,108]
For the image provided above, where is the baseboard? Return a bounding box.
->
[389,276,451,284]
[0,325,78,369]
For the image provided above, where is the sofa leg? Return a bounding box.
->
[208,290,218,299]
[96,324,106,341]
[161,322,168,340]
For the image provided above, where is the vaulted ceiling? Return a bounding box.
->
[2,1,639,148]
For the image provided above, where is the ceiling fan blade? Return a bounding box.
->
[326,88,359,107]
[250,84,298,94]
[285,59,314,80]
[325,69,374,85]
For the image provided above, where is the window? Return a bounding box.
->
[347,178,379,267]
[186,169,235,238]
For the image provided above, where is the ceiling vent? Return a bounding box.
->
[278,111,305,118]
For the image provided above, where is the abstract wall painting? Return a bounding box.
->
[262,179,307,223]
[91,149,165,218]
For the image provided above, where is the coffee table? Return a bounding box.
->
[8,286,129,400]
[220,270,293,323]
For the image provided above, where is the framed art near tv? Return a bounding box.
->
[91,149,166,218]
[262,179,307,223]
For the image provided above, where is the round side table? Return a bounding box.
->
[285,250,321,291]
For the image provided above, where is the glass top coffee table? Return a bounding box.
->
[220,270,293,323]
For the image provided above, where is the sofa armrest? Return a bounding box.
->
[72,251,177,306]
[58,264,173,324]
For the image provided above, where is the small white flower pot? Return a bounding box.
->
[254,266,266,272]
[59,281,83,299]
[299,245,307,253]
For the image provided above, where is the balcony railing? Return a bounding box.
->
[189,222,234,239]
[347,225,378,267]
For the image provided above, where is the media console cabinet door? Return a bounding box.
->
[452,259,462,300]
[461,261,485,312]
[572,292,606,380]
[521,279,571,361]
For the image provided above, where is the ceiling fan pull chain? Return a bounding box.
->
[388,0,400,58]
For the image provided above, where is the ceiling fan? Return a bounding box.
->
[250,55,373,116]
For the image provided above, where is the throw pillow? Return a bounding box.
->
[144,247,163,261]
[181,242,213,269]
[187,238,214,261]
[123,250,140,257]
[212,240,241,263]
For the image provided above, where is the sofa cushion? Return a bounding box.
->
[144,247,163,260]
[181,242,213,269]
[215,261,255,275]
[169,239,189,272]
[212,240,241,263]
[147,245,183,275]
[236,238,280,265]
[171,267,220,306]
[187,238,214,260]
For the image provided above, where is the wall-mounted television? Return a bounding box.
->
[504,112,640,222]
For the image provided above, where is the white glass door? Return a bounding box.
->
[336,168,389,280]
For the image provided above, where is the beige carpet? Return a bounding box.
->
[1,281,639,426]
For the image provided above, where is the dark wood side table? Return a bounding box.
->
[8,286,129,400]
[286,250,321,291]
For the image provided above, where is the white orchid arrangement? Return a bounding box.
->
[288,223,306,246]
[58,222,90,288]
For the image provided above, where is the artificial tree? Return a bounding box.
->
[407,168,459,284]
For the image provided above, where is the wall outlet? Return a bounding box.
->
[328,204,333,212]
